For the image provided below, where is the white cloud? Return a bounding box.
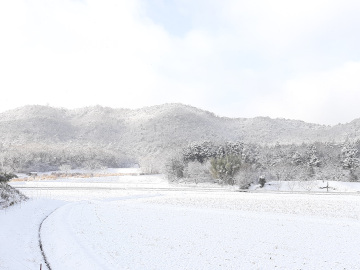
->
[1,0,360,125]
[0,0,171,109]
[221,0,352,48]
[248,62,360,125]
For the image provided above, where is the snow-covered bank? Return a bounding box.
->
[252,180,360,193]
[10,172,360,195]
[17,168,141,178]
[0,199,65,269]
[9,175,171,201]
[0,183,28,209]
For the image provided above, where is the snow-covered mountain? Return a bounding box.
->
[1,103,359,171]
[0,103,357,147]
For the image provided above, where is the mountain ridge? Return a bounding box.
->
[0,103,359,172]
[0,103,358,150]
[0,103,338,126]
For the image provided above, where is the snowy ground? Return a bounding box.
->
[0,199,64,269]
[2,173,360,269]
[16,167,141,178]
[254,179,360,193]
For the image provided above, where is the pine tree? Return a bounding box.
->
[209,155,242,185]
[341,142,359,170]
[341,142,359,181]
[307,145,321,168]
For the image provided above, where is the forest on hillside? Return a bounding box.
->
[0,143,136,174]
[1,105,360,181]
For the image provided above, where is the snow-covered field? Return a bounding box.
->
[0,199,64,269]
[1,173,360,269]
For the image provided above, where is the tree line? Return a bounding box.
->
[165,140,360,187]
[0,143,135,174]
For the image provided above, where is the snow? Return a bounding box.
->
[0,199,64,270]
[251,180,360,193]
[2,174,360,269]
[18,167,141,177]
[0,183,27,209]
[41,198,360,270]
[9,175,170,202]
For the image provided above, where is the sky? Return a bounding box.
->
[1,0,360,125]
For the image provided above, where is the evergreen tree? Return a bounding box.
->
[341,142,359,181]
[183,141,216,163]
[341,142,359,170]
[209,155,242,185]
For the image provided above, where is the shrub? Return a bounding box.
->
[349,169,359,182]
[259,176,266,188]
[210,155,242,185]
[139,157,160,175]
[235,166,259,189]
[0,182,28,209]
[0,172,18,182]
[185,161,212,183]
[165,157,185,181]
[59,164,72,174]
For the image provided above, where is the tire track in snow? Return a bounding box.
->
[39,202,120,269]
[38,207,60,270]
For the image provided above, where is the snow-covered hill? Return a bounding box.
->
[0,103,357,146]
[0,103,359,171]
